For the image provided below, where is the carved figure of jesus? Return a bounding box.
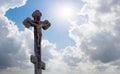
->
[28,20,42,48]
[23,10,51,48]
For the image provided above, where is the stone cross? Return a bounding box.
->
[23,10,51,74]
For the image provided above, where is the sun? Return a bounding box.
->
[53,4,75,20]
[57,6,73,18]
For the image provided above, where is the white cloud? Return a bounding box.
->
[61,46,83,67]
[42,40,57,62]
[0,19,34,69]
[0,0,27,16]
[68,0,120,73]
[0,0,32,71]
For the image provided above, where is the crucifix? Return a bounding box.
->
[23,10,51,74]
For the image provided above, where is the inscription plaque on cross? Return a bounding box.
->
[23,10,51,74]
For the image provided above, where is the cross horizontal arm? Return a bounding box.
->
[41,20,51,30]
[23,17,37,28]
[23,17,32,28]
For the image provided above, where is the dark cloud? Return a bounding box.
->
[95,65,108,71]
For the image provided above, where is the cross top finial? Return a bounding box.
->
[32,10,42,22]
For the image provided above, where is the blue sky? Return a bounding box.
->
[5,0,83,49]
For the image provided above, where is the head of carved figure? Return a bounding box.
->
[32,10,42,22]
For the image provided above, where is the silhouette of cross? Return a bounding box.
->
[23,10,51,74]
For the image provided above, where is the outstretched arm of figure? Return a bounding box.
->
[28,20,37,27]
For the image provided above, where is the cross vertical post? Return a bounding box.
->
[23,10,51,74]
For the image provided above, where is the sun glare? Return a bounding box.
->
[54,4,75,20]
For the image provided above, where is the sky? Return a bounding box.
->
[0,0,120,74]
[5,0,83,49]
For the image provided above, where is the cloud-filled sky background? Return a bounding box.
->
[0,0,120,74]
